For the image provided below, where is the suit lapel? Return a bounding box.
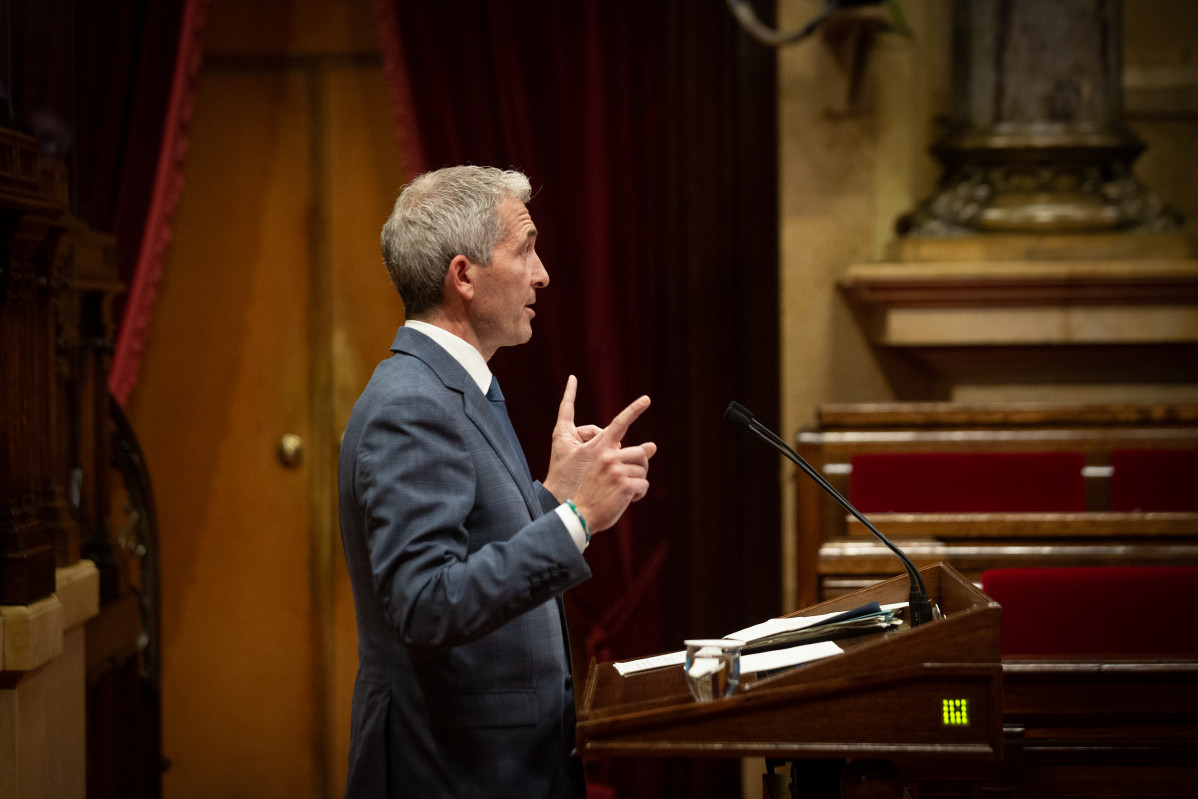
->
[392,327,542,517]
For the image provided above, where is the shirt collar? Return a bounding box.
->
[404,319,492,395]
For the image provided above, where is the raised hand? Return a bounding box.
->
[542,375,603,501]
[564,384,657,534]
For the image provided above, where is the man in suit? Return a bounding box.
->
[339,165,657,798]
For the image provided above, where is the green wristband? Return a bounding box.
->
[565,499,590,543]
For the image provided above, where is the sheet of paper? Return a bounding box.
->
[725,611,841,644]
[741,640,842,673]
[613,639,844,677]
[725,602,907,644]
[613,650,686,676]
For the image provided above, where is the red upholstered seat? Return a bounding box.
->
[849,452,1087,513]
[1110,448,1198,512]
[981,566,1198,657]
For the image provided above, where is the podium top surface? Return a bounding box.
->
[576,564,1004,761]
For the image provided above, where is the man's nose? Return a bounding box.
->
[533,254,549,288]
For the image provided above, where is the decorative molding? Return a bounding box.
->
[0,597,62,673]
[0,562,99,675]
[56,560,100,632]
[900,157,1183,236]
[841,258,1198,311]
[839,234,1198,394]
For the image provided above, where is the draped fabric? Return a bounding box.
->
[4,0,208,404]
[374,2,780,793]
[68,0,212,404]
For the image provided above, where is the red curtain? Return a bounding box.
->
[60,0,212,404]
[106,0,211,405]
[374,2,780,794]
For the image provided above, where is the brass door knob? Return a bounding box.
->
[278,434,303,468]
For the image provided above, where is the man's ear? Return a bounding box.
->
[445,254,475,301]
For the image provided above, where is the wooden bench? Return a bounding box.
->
[793,403,1198,605]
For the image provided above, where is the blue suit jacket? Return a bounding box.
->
[339,326,591,798]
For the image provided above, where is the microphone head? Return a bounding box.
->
[723,401,754,431]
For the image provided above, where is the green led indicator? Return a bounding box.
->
[942,698,969,726]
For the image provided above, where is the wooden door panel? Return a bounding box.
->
[128,66,314,797]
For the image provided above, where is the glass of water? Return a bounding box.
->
[684,639,743,702]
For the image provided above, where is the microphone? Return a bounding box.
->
[724,401,936,627]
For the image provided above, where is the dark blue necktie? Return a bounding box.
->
[487,376,532,481]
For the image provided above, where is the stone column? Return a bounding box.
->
[902,0,1180,235]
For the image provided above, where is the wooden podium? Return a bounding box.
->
[577,563,1002,764]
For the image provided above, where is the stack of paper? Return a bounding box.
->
[612,602,906,677]
[732,601,904,654]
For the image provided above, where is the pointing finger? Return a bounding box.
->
[556,375,578,426]
[602,395,651,447]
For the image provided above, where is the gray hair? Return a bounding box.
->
[381,165,533,318]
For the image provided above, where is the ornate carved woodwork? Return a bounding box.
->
[1,126,124,603]
[2,125,162,798]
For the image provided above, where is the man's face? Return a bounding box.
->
[469,197,548,357]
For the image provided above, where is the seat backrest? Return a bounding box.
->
[981,566,1198,657]
[1110,448,1198,512]
[850,452,1087,513]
